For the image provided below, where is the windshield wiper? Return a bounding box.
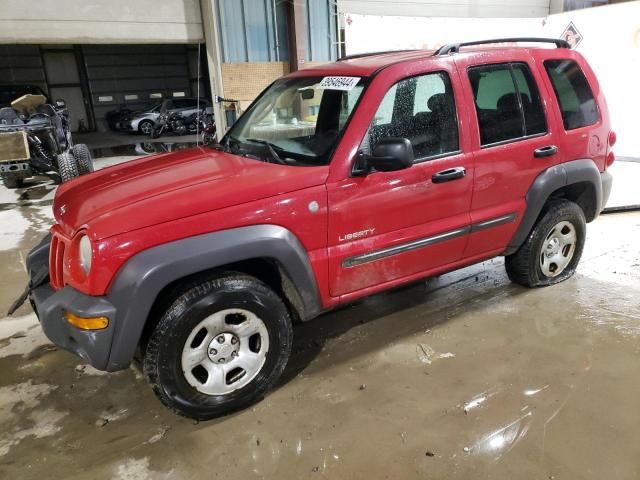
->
[245,138,288,165]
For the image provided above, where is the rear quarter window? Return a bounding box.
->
[544,59,598,130]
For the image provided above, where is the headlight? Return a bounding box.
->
[79,235,92,274]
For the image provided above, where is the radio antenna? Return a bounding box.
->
[196,42,201,146]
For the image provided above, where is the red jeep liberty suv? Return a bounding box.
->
[15,38,614,419]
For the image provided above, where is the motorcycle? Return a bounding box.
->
[200,107,217,145]
[150,107,215,141]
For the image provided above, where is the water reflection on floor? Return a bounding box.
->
[90,141,198,159]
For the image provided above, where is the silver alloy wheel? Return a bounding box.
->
[139,121,153,135]
[539,220,577,277]
[181,308,270,395]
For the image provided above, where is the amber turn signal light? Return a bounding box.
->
[64,311,109,330]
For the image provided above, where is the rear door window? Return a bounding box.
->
[544,59,598,130]
[468,62,547,146]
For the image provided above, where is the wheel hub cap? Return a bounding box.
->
[207,333,239,363]
[181,308,269,396]
[539,221,577,277]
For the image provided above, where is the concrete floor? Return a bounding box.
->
[1,146,639,479]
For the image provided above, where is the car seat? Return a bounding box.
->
[36,104,67,147]
[426,93,458,155]
[496,93,524,141]
[0,107,23,126]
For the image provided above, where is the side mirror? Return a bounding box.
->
[54,99,66,110]
[358,137,414,174]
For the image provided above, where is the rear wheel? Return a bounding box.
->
[2,174,24,189]
[143,273,293,420]
[72,144,94,175]
[150,124,164,139]
[57,152,79,183]
[505,199,586,287]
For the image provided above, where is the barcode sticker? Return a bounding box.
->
[318,76,361,91]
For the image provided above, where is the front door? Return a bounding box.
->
[327,67,474,297]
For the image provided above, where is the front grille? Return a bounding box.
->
[49,232,67,289]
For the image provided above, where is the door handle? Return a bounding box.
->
[432,167,466,184]
[534,145,558,158]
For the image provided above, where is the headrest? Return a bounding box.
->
[428,93,448,112]
[0,107,21,125]
[497,93,519,111]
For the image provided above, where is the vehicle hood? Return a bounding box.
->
[53,147,329,239]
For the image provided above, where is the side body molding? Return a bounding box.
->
[505,159,602,255]
[105,225,322,371]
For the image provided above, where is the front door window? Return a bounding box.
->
[363,71,459,160]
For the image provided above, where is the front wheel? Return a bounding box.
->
[57,151,79,183]
[202,129,216,145]
[138,120,154,136]
[72,144,94,175]
[505,199,586,287]
[143,273,293,420]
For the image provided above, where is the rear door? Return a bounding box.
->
[454,51,565,258]
[327,63,474,297]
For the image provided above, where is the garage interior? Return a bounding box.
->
[1,1,639,479]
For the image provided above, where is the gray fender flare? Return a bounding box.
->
[505,159,602,255]
[104,225,322,371]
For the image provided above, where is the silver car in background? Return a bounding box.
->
[124,98,211,135]
[123,102,162,135]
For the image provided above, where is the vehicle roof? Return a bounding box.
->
[291,44,568,78]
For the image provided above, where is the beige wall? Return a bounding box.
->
[220,61,334,112]
[221,62,290,105]
[0,0,203,44]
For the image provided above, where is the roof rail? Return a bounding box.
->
[434,38,570,56]
[338,49,416,61]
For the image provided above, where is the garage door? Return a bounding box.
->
[81,45,194,131]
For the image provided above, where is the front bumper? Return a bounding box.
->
[26,235,117,371]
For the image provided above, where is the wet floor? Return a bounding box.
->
[90,140,197,159]
[1,165,640,479]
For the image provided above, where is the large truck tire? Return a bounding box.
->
[72,144,94,175]
[57,152,79,183]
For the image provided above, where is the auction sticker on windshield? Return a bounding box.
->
[318,76,361,91]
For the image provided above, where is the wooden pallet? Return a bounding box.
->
[0,131,29,162]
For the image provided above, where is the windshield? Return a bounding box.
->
[223,75,367,166]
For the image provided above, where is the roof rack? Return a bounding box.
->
[338,49,416,61]
[434,38,570,56]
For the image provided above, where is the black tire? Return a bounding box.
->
[138,120,154,136]
[57,152,79,183]
[72,144,94,175]
[2,174,24,189]
[143,273,293,420]
[150,124,164,139]
[202,130,216,146]
[505,199,586,287]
